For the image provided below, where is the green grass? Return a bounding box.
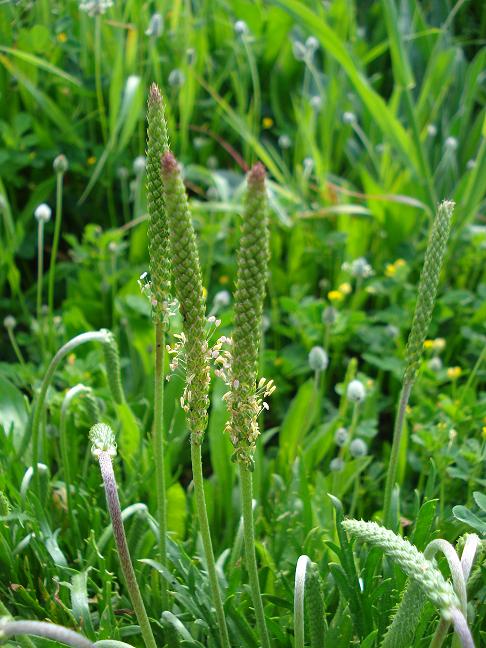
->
[0,1,485,647]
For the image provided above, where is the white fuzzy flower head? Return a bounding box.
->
[343,111,356,125]
[310,95,322,111]
[305,36,319,53]
[342,256,373,278]
[79,0,113,16]
[168,68,185,88]
[278,134,291,149]
[466,159,476,170]
[234,20,249,37]
[34,203,52,223]
[308,346,329,372]
[350,438,368,457]
[385,324,399,339]
[53,154,68,174]
[347,379,365,403]
[444,136,458,151]
[330,457,344,472]
[334,427,348,447]
[89,423,117,457]
[322,306,337,324]
[213,290,231,309]
[145,13,163,37]
[133,156,146,175]
[427,123,437,137]
[428,357,442,372]
[3,315,16,330]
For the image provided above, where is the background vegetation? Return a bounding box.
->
[0,1,485,646]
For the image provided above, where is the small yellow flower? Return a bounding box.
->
[274,356,283,367]
[433,338,446,352]
[385,263,396,277]
[262,117,274,129]
[366,379,374,389]
[202,287,208,299]
[219,275,229,285]
[57,32,68,43]
[482,426,486,440]
[87,156,97,165]
[423,340,434,349]
[405,405,412,415]
[338,282,352,295]
[395,258,406,267]
[447,366,462,380]
[328,290,344,302]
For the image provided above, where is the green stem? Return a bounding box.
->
[430,618,449,648]
[7,327,25,365]
[36,220,45,358]
[383,381,413,528]
[59,384,88,546]
[94,15,108,143]
[239,465,271,648]
[24,331,110,490]
[48,170,64,343]
[153,323,168,610]
[97,452,157,648]
[191,443,231,648]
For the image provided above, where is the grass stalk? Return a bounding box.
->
[48,160,66,347]
[239,465,271,648]
[94,15,108,143]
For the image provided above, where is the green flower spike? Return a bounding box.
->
[147,83,170,323]
[404,200,454,383]
[226,162,271,470]
[161,150,210,444]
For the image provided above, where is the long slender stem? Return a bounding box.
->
[94,15,108,143]
[23,331,109,487]
[7,327,25,365]
[191,443,231,648]
[239,465,271,648]
[383,381,412,528]
[153,322,168,609]
[48,170,64,338]
[97,452,157,648]
[36,220,45,357]
[0,620,94,648]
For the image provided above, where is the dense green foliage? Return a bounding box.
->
[0,1,485,647]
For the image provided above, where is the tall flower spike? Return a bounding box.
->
[403,200,454,383]
[147,83,171,323]
[161,151,209,444]
[227,163,270,469]
[342,520,459,619]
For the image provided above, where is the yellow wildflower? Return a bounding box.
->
[395,258,406,267]
[447,366,462,380]
[219,275,229,285]
[423,340,434,349]
[385,263,396,277]
[339,282,352,295]
[202,287,208,299]
[328,290,344,302]
[87,156,97,165]
[274,357,283,367]
[262,117,274,129]
[433,338,446,352]
[57,32,68,43]
[482,426,486,440]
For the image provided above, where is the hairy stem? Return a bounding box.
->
[0,620,94,648]
[36,219,45,357]
[239,465,271,648]
[153,322,168,609]
[191,443,231,648]
[97,451,157,648]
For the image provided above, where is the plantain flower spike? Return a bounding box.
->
[146,83,171,324]
[403,200,454,383]
[161,151,210,444]
[226,163,270,470]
